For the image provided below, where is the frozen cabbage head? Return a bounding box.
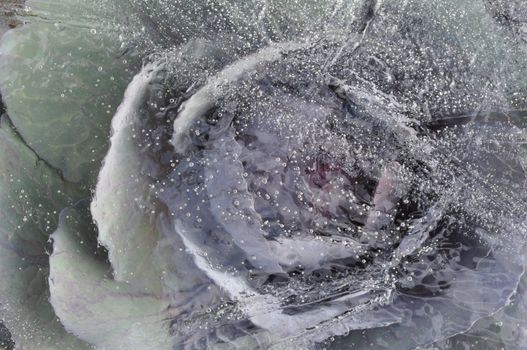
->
[1,0,527,349]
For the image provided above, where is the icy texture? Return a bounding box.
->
[87,2,527,345]
[0,0,526,349]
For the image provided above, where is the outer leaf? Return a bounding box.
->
[0,116,91,349]
[0,0,135,185]
[90,64,168,293]
[49,206,172,350]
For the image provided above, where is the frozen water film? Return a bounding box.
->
[0,0,527,349]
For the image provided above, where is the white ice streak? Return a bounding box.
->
[91,63,166,291]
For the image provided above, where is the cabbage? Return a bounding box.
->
[0,0,526,349]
